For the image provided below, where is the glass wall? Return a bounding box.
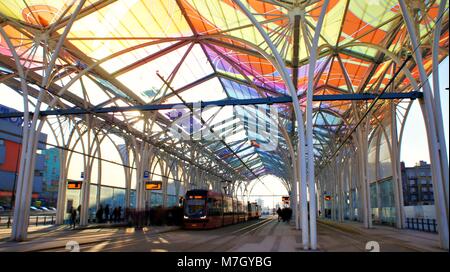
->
[64,187,82,222]
[64,184,132,222]
[366,120,397,226]
[168,195,178,207]
[370,183,379,222]
[146,192,178,207]
[379,178,395,225]
[378,129,392,179]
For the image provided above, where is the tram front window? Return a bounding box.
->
[185,199,206,218]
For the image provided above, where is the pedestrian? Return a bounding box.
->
[104,204,110,223]
[285,207,292,222]
[70,207,77,229]
[96,205,103,223]
[276,207,282,222]
[118,206,122,222]
[113,207,119,222]
[76,205,81,224]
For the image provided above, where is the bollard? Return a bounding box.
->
[7,216,11,228]
[36,216,38,226]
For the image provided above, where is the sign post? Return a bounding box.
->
[67,180,82,190]
[145,181,162,190]
[143,171,150,179]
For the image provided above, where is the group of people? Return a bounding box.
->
[276,207,293,222]
[68,204,124,228]
[95,204,122,223]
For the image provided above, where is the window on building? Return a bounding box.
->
[410,188,416,193]
[421,187,428,192]
[423,195,428,200]
[420,179,428,185]
[411,195,417,201]
[409,180,416,185]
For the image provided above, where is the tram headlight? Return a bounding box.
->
[200,216,206,219]
[184,216,188,219]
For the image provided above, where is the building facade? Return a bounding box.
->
[401,161,434,206]
[0,104,47,209]
[41,148,60,207]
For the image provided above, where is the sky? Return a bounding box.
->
[400,57,449,167]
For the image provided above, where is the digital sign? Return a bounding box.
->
[145,181,162,190]
[324,195,332,201]
[67,181,82,190]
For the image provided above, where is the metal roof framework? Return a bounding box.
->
[0,0,448,189]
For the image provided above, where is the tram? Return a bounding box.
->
[183,189,261,229]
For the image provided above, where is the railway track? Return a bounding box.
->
[180,217,274,252]
[39,218,273,252]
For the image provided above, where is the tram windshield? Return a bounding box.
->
[185,199,206,217]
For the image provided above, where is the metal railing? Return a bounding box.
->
[0,213,56,228]
[405,217,438,233]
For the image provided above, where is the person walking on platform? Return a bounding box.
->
[104,205,110,223]
[276,207,282,222]
[113,207,120,223]
[96,205,103,223]
[70,207,77,229]
[76,205,81,224]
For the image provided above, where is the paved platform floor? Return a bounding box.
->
[0,216,445,252]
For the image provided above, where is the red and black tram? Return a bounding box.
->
[183,189,261,229]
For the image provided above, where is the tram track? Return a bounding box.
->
[34,227,179,252]
[38,218,273,252]
[181,217,274,252]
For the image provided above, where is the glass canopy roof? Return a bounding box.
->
[0,0,448,181]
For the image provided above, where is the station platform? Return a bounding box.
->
[0,216,444,252]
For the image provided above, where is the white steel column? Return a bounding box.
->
[390,102,405,228]
[79,163,92,226]
[5,0,86,240]
[123,145,132,209]
[233,0,309,250]
[431,0,449,214]
[357,125,372,228]
[79,120,93,226]
[399,0,449,250]
[162,161,169,207]
[95,149,102,213]
[0,27,30,242]
[304,0,329,250]
[56,149,68,224]
[136,143,150,211]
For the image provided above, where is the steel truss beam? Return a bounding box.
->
[0,91,423,118]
